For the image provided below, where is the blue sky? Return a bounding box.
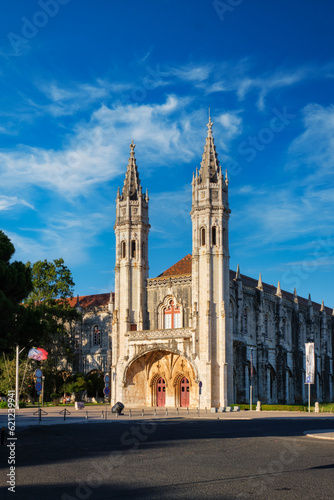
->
[0,0,334,307]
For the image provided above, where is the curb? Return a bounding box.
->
[303,429,334,440]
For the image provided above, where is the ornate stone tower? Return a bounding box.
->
[112,141,150,403]
[191,117,233,407]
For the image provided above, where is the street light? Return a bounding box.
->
[42,376,45,407]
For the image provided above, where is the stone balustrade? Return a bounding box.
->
[125,328,193,341]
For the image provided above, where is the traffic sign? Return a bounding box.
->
[35,369,42,378]
[199,381,202,388]
[103,387,110,396]
[36,377,42,383]
[35,382,42,392]
[104,374,110,383]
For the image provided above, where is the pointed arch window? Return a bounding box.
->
[264,314,269,338]
[212,226,217,246]
[164,300,181,329]
[92,325,101,346]
[131,240,136,258]
[121,241,126,259]
[282,318,287,341]
[201,227,205,246]
[243,308,248,335]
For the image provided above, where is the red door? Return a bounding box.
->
[157,377,166,407]
[180,377,189,407]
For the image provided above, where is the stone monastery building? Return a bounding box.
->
[71,119,334,408]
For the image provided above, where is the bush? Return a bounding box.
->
[0,401,27,409]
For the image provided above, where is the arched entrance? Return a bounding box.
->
[156,377,166,406]
[180,377,189,407]
[123,349,199,407]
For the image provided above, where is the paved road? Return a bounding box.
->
[1,416,334,499]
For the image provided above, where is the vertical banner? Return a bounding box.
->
[305,342,315,384]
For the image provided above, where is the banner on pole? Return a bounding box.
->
[305,342,315,384]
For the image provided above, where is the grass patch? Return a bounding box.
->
[236,403,334,412]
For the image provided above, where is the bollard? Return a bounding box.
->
[142,409,144,417]
[154,408,157,416]
[101,410,104,419]
[1,427,5,445]
[129,409,132,417]
[196,406,199,415]
[205,407,207,413]
[187,407,189,415]
[116,411,119,418]
[86,411,88,421]
[176,407,179,415]
[33,408,48,423]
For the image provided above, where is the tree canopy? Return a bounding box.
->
[24,258,80,393]
[26,258,75,305]
[0,230,43,351]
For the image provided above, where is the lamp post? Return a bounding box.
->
[42,376,45,407]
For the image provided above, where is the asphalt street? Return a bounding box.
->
[1,416,334,500]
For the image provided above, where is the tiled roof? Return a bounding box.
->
[67,293,113,309]
[157,254,192,277]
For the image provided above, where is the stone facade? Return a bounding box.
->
[70,293,113,375]
[71,119,334,407]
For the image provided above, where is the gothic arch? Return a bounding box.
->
[157,295,183,329]
[122,347,199,386]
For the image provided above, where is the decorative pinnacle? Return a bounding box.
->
[234,264,241,281]
[276,281,282,298]
[257,273,263,291]
[207,115,213,136]
[294,288,298,304]
[320,300,325,312]
[130,140,135,155]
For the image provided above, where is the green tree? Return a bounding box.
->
[24,258,80,393]
[0,230,43,351]
[0,354,35,401]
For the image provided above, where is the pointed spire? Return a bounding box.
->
[234,264,241,281]
[308,293,312,306]
[294,288,298,304]
[225,169,229,186]
[257,273,263,291]
[122,140,141,200]
[199,116,220,183]
[75,295,82,312]
[276,281,282,298]
[320,300,325,312]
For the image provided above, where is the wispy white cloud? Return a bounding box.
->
[0,195,35,211]
[0,96,239,198]
[288,103,334,178]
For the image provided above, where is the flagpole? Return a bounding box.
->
[250,347,253,411]
[15,344,19,410]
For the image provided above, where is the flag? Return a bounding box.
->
[28,348,48,361]
[305,343,315,384]
[250,349,253,380]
